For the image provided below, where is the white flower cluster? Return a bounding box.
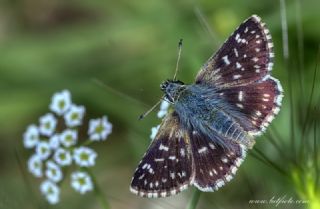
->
[150,100,170,140]
[23,90,112,204]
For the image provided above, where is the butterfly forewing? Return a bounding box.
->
[190,130,246,191]
[130,112,193,198]
[196,15,273,88]
[196,14,283,136]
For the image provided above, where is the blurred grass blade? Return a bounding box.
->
[92,78,150,108]
[186,189,201,209]
[252,148,288,176]
[295,0,305,94]
[280,0,297,165]
[300,45,320,160]
[14,148,41,208]
[314,120,319,192]
[194,6,218,45]
[86,168,111,209]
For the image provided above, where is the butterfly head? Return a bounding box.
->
[160,79,185,103]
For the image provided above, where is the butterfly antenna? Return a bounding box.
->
[138,97,164,120]
[173,38,183,81]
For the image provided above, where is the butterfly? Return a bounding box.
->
[130,15,283,198]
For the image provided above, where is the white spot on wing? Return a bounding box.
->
[252,57,259,62]
[238,91,244,101]
[236,103,244,109]
[180,148,185,157]
[154,158,164,162]
[169,156,176,160]
[221,157,228,163]
[236,62,242,69]
[233,48,239,57]
[159,143,169,151]
[170,172,175,179]
[213,169,217,174]
[222,56,230,65]
[235,33,240,41]
[209,143,215,150]
[139,174,145,180]
[198,147,208,154]
[233,74,241,79]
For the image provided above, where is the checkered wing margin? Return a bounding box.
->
[190,130,247,191]
[196,15,274,88]
[130,112,193,198]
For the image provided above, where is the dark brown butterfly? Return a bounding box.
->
[130,15,283,198]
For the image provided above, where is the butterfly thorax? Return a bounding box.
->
[160,80,186,103]
[172,84,255,149]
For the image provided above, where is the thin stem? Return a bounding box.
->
[300,46,320,161]
[280,0,289,60]
[295,0,305,95]
[186,189,201,209]
[253,148,288,177]
[314,120,319,192]
[280,0,297,165]
[14,148,42,208]
[92,78,150,108]
[86,168,111,209]
[265,131,288,162]
[138,97,163,120]
[194,6,218,45]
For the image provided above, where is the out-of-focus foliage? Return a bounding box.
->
[0,0,319,208]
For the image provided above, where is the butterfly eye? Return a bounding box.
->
[160,82,167,90]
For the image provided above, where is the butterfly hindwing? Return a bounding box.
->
[130,112,193,198]
[217,76,283,136]
[189,130,246,191]
[196,15,273,88]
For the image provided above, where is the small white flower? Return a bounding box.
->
[40,180,60,204]
[39,113,57,136]
[157,100,170,118]
[49,134,60,150]
[49,90,72,116]
[150,125,160,140]
[88,116,112,141]
[54,148,72,166]
[45,161,63,183]
[71,171,93,194]
[73,147,97,167]
[60,129,77,147]
[36,141,51,160]
[64,104,85,127]
[28,154,43,177]
[23,124,39,148]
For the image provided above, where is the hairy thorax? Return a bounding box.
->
[161,80,254,149]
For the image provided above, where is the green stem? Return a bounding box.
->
[186,189,201,209]
[81,139,94,146]
[86,168,111,209]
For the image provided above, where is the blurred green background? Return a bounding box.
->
[0,0,319,208]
